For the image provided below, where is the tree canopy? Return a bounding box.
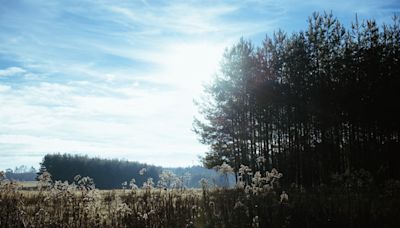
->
[194,12,400,187]
[38,153,161,189]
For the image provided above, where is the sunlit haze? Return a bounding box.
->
[0,0,398,170]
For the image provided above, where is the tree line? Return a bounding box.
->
[194,12,400,187]
[38,153,161,189]
[4,165,37,181]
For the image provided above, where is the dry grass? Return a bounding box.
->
[1,168,399,227]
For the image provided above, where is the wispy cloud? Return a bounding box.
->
[0,80,205,167]
[0,67,26,77]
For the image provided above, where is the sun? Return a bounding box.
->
[159,41,225,94]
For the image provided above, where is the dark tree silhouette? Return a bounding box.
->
[38,153,161,189]
[194,12,400,187]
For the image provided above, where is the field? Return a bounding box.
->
[1,170,400,228]
[17,181,38,190]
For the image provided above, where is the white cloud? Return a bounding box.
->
[108,2,239,35]
[0,85,11,92]
[0,80,207,169]
[0,67,26,77]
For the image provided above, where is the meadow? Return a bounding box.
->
[1,167,399,228]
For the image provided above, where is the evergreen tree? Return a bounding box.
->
[194,12,400,187]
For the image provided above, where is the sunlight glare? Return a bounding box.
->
[161,42,224,94]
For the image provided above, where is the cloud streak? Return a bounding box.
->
[0,67,26,77]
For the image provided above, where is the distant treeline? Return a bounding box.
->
[194,13,400,186]
[5,172,36,182]
[4,165,37,181]
[166,166,235,188]
[39,154,161,189]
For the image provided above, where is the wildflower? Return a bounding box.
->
[256,156,266,164]
[121,181,127,189]
[38,171,52,190]
[53,180,69,192]
[74,174,81,182]
[142,177,154,189]
[148,209,156,216]
[239,165,252,176]
[265,168,283,187]
[280,191,289,203]
[216,162,234,187]
[217,162,234,175]
[252,171,262,186]
[252,216,259,228]
[235,181,245,189]
[139,167,147,176]
[0,171,5,182]
[38,171,52,183]
[116,203,132,216]
[129,178,138,190]
[173,178,183,189]
[264,173,271,182]
[78,176,95,191]
[158,170,178,188]
[269,168,283,178]
[245,185,251,194]
[19,209,29,227]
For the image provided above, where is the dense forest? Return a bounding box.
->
[194,12,400,187]
[1,156,234,188]
[38,154,161,189]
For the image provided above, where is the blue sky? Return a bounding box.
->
[0,0,399,170]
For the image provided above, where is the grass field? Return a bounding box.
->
[1,170,400,227]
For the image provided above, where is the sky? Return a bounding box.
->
[0,0,399,170]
